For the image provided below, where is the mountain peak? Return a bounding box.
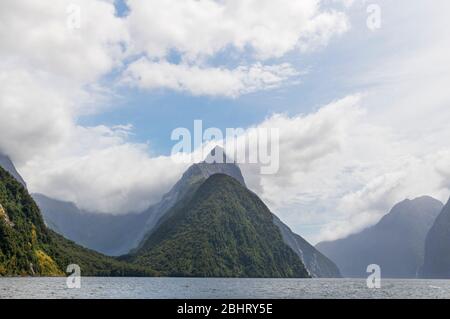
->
[379,196,443,226]
[184,145,246,186]
[203,146,233,164]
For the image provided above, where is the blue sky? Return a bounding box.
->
[78,0,397,158]
[79,0,375,156]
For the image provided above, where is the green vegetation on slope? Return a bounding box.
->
[47,230,155,276]
[128,174,310,278]
[0,165,155,276]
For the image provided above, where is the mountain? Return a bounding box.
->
[126,174,310,278]
[0,165,154,276]
[0,153,27,187]
[133,147,339,277]
[136,147,246,247]
[422,197,450,278]
[32,194,152,256]
[273,215,340,278]
[316,196,443,278]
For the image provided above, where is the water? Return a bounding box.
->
[1,277,450,299]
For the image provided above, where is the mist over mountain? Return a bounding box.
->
[316,196,443,278]
[422,197,450,278]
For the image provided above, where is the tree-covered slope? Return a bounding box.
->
[127,174,310,278]
[0,165,154,276]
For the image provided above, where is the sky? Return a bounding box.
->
[1,0,450,244]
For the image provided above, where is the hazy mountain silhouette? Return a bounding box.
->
[32,193,152,256]
[316,196,443,278]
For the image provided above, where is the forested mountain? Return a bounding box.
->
[126,174,310,278]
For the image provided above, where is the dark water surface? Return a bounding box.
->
[1,277,450,299]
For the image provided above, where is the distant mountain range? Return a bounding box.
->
[316,196,443,278]
[1,148,339,278]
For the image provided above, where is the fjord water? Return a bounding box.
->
[1,278,450,299]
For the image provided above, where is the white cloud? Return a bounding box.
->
[0,0,127,83]
[125,0,349,60]
[22,139,188,214]
[0,0,128,163]
[120,0,349,96]
[122,59,299,97]
[0,67,74,163]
